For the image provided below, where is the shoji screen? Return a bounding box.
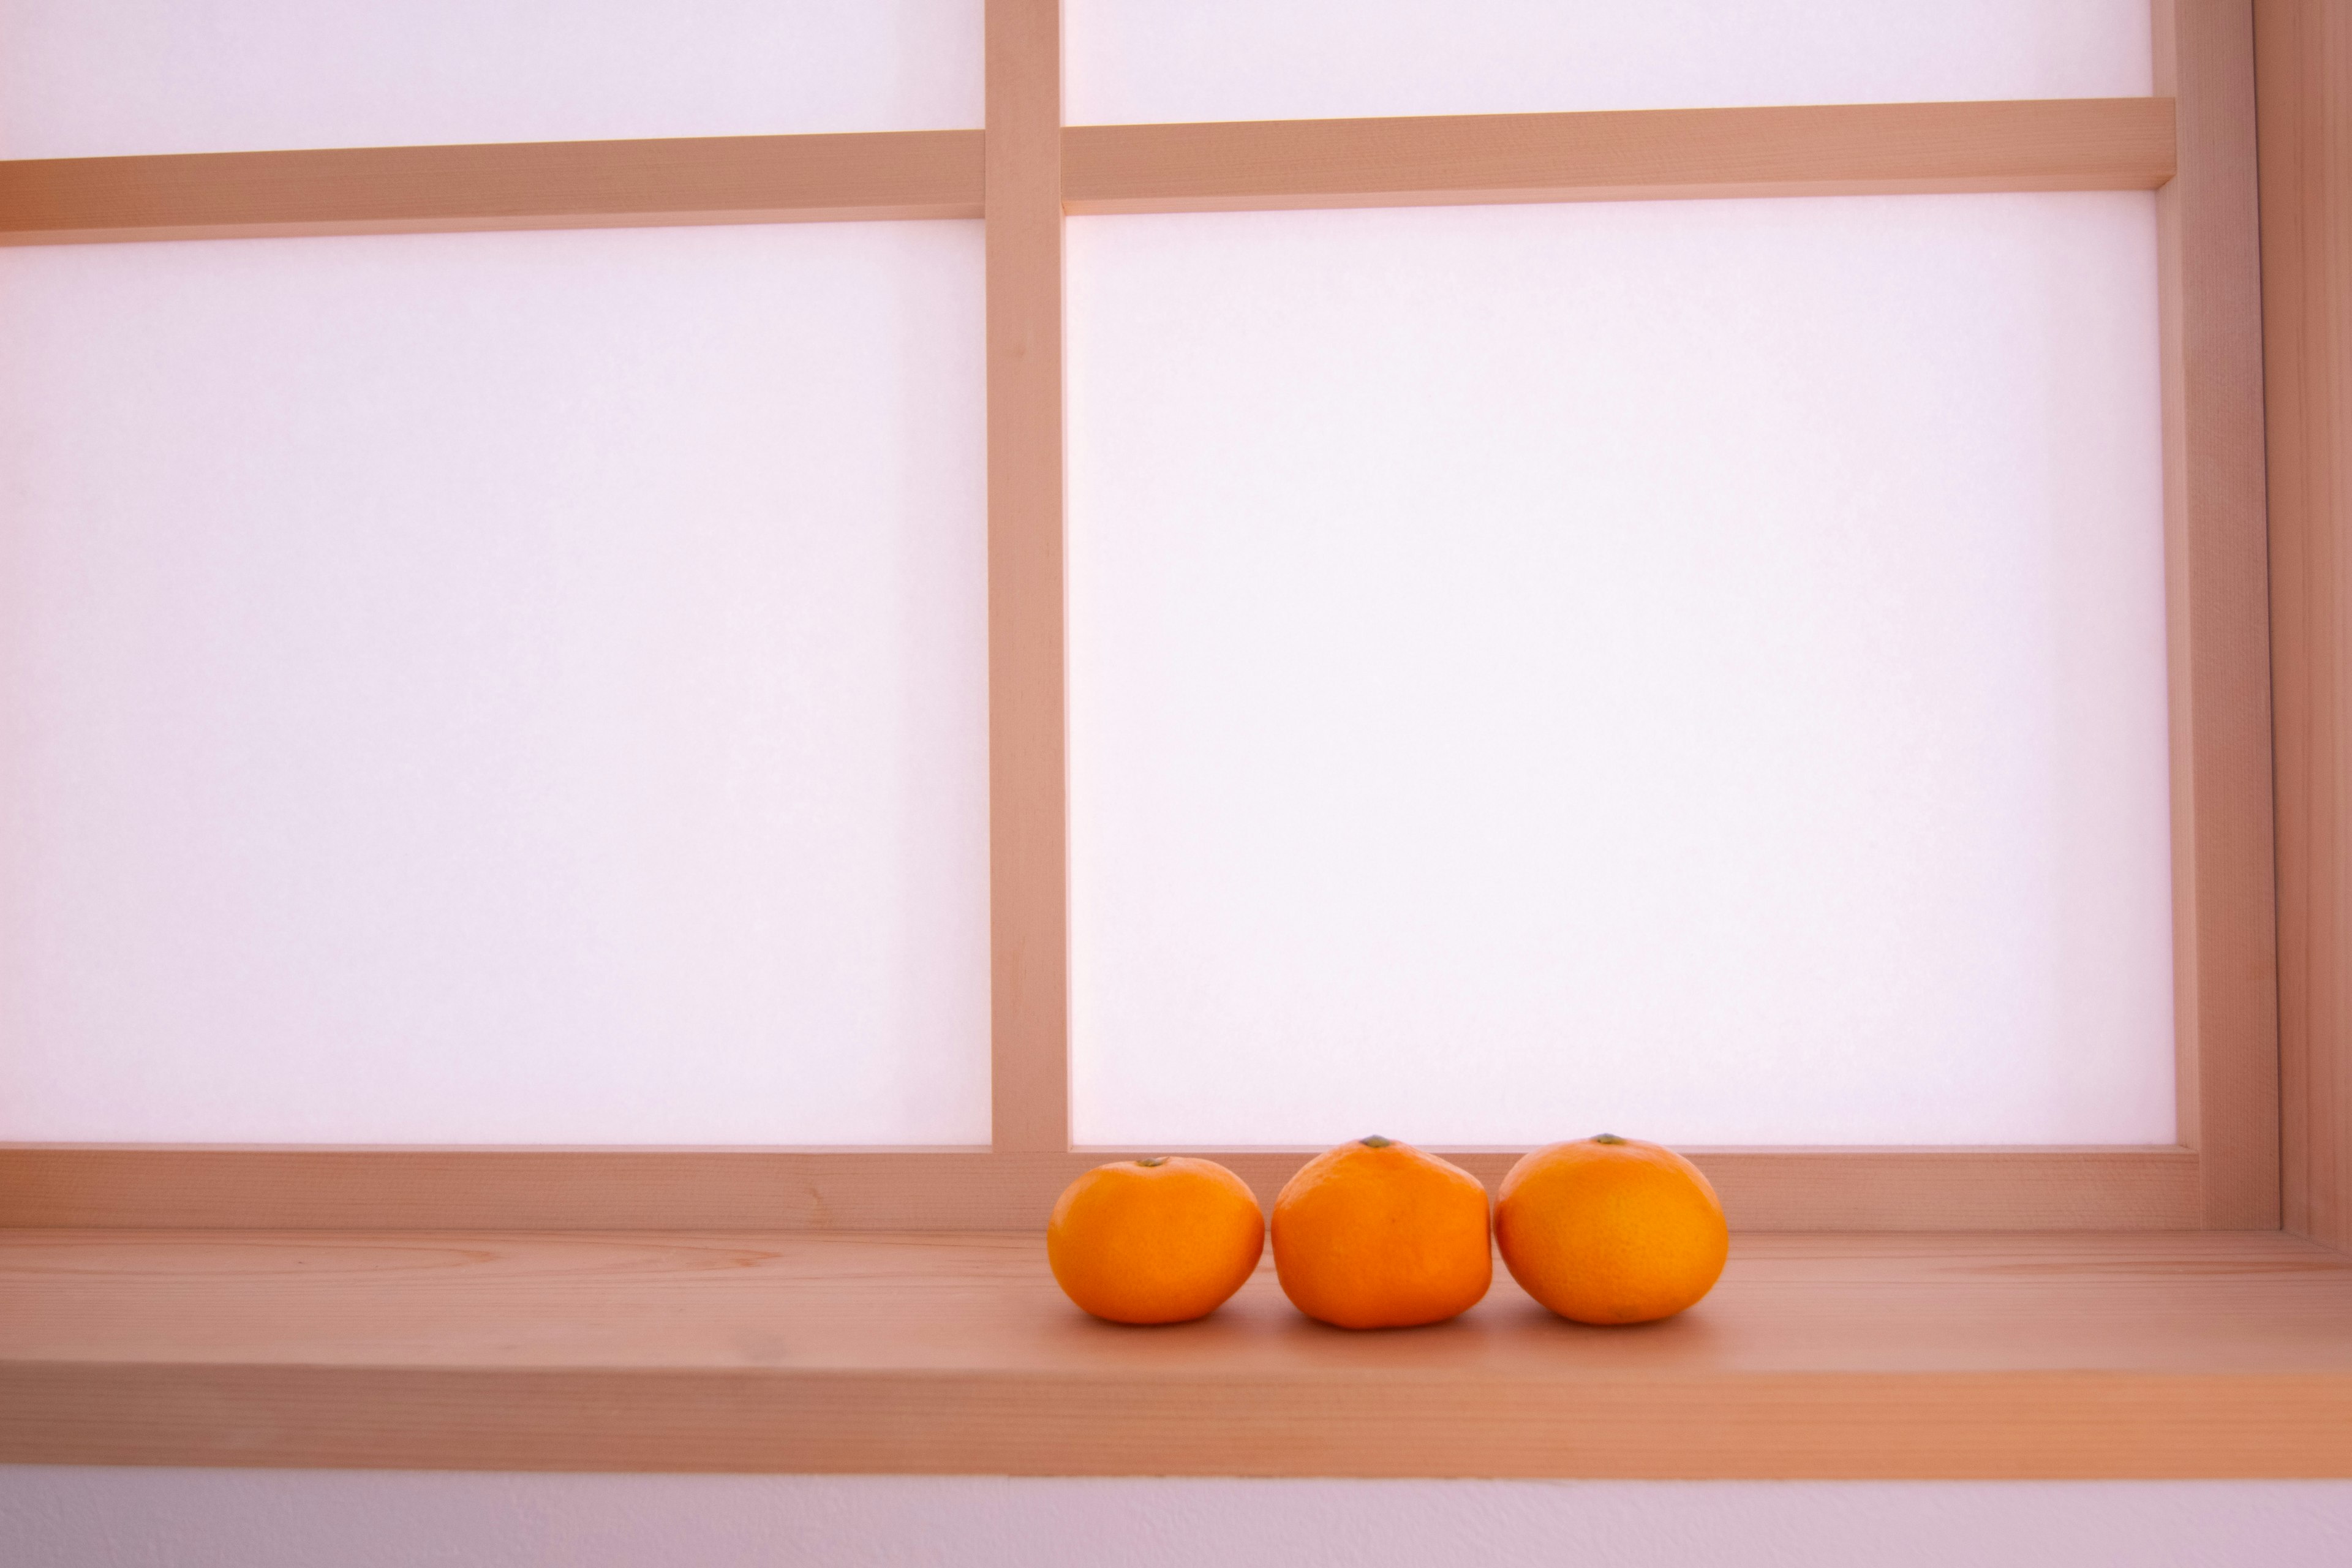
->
[1067,0,2152,123]
[0,7,989,1144]
[0,0,981,156]
[1065,2,2176,1148]
[1,1,2189,1161]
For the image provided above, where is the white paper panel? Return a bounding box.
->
[1068,194,2173,1148]
[1069,0,2151,126]
[0,222,989,1144]
[0,0,982,159]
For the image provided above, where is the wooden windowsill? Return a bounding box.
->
[3,1228,2348,1478]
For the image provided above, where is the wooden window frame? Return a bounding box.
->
[0,1,2300,1237]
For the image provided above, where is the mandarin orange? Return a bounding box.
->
[1047,1156,1265,1324]
[1271,1136,1491,1329]
[1494,1134,1727,1325]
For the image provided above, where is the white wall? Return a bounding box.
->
[5,1471,2352,1567]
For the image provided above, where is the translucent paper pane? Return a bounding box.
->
[1068,194,2173,1148]
[0,0,982,159]
[0,222,988,1144]
[1068,0,2152,126]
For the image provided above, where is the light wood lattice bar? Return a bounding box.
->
[2155,0,2280,1228]
[985,0,1070,1154]
[0,98,2173,246]
[1062,97,2175,213]
[2260,0,2352,1251]
[0,1145,2198,1233]
[0,130,987,244]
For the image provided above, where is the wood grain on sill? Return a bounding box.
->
[3,1229,2346,1477]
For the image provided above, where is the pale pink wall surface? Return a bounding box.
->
[4,1471,2351,1567]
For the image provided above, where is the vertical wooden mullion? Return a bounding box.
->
[2154,0,2281,1226]
[2259,0,2352,1248]
[986,0,1069,1151]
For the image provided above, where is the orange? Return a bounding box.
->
[1494,1134,1728,1325]
[1047,1156,1265,1324]
[1272,1136,1491,1329]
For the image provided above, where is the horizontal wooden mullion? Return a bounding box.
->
[1,99,2177,246]
[1063,98,2179,215]
[0,129,986,245]
[0,1145,2202,1232]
